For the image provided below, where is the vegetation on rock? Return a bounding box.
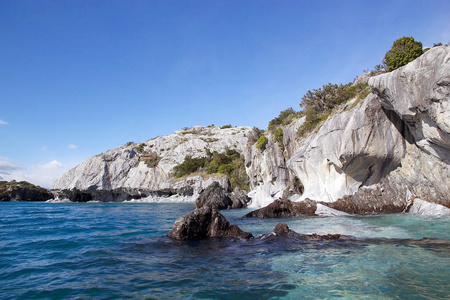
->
[255,135,269,151]
[173,149,249,191]
[297,82,370,136]
[0,180,53,202]
[384,36,423,71]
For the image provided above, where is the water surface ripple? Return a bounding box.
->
[1,202,449,299]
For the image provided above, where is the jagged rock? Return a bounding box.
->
[194,182,248,210]
[244,199,317,218]
[167,207,253,240]
[0,180,54,202]
[258,223,350,240]
[229,189,250,209]
[195,182,232,210]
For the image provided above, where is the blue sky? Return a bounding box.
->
[1,0,449,188]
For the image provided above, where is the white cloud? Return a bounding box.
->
[68,144,78,150]
[0,159,76,189]
[0,119,8,125]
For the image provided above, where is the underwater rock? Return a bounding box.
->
[244,198,318,218]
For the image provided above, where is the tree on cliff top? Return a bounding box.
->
[384,36,423,71]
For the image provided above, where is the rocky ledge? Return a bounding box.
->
[0,180,54,202]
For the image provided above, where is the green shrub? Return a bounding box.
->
[137,143,145,153]
[274,127,284,150]
[173,156,207,178]
[172,149,250,191]
[384,36,423,71]
[220,124,232,129]
[256,135,268,151]
[268,108,296,131]
[248,127,264,145]
[144,152,161,168]
[207,160,219,174]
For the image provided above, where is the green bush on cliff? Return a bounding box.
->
[268,108,297,131]
[256,135,268,151]
[274,127,284,151]
[172,149,249,190]
[297,82,370,136]
[384,36,423,71]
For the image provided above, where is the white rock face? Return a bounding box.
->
[52,126,254,201]
[245,117,305,208]
[408,199,450,216]
[288,93,408,202]
[288,45,450,209]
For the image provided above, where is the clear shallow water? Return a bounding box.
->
[1,202,449,299]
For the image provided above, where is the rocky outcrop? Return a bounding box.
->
[195,181,248,209]
[258,223,351,240]
[167,207,253,240]
[52,46,450,214]
[0,180,54,202]
[287,45,450,209]
[244,198,318,218]
[52,126,254,202]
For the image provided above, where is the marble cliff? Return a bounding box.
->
[52,46,450,214]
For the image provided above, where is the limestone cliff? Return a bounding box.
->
[52,126,255,202]
[287,45,450,210]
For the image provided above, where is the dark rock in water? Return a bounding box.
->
[229,189,250,209]
[0,180,54,202]
[259,223,352,240]
[167,207,253,240]
[195,182,248,210]
[244,198,317,218]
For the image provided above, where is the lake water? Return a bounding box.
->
[1,202,449,299]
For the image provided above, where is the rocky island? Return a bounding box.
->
[51,45,450,219]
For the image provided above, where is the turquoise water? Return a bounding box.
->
[1,202,449,299]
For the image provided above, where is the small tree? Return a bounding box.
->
[384,36,423,71]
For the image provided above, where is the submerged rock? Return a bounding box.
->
[167,207,253,240]
[258,223,351,240]
[244,198,318,218]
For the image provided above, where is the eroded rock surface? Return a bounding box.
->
[167,207,253,240]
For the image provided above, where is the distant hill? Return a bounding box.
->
[0,180,54,202]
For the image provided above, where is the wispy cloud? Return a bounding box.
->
[0,160,22,175]
[68,144,78,150]
[0,119,8,125]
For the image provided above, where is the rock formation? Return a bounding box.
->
[195,181,248,210]
[258,223,350,240]
[52,45,450,215]
[167,207,253,240]
[0,180,54,202]
[244,198,317,218]
[52,126,254,202]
